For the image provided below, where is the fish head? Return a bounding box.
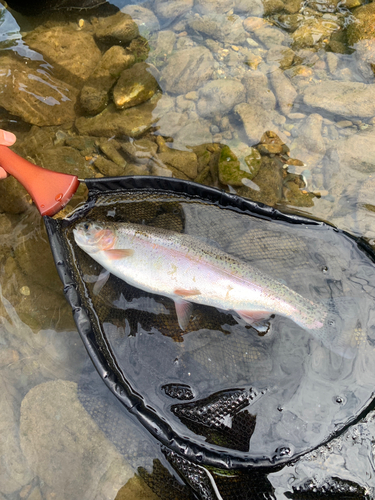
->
[73,222,116,254]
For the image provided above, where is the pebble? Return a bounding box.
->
[20,286,30,296]
[336,120,353,128]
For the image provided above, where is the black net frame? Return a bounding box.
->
[43,175,375,470]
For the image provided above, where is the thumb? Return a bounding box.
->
[0,130,16,146]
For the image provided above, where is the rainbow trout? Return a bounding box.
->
[73,221,356,358]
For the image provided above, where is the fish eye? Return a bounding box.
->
[83,222,90,230]
[328,319,335,327]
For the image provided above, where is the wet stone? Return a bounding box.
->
[197,79,245,118]
[121,5,160,35]
[218,144,261,186]
[155,148,198,179]
[113,62,159,110]
[19,381,133,500]
[188,14,247,45]
[234,0,264,16]
[289,113,325,168]
[234,102,285,145]
[327,128,375,174]
[99,140,126,167]
[94,11,139,45]
[292,18,340,49]
[150,30,176,67]
[160,46,215,95]
[242,70,276,110]
[122,139,158,164]
[0,55,77,127]
[94,156,125,176]
[75,97,160,138]
[80,46,136,115]
[253,25,290,48]
[267,46,296,70]
[0,176,30,215]
[269,67,298,116]
[347,2,375,45]
[303,81,375,118]
[124,163,150,176]
[24,26,101,88]
[195,0,234,14]
[0,375,34,495]
[154,0,194,22]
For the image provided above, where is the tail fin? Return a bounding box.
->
[311,297,362,359]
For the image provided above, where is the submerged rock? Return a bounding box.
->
[0,55,77,127]
[0,375,34,495]
[289,113,325,168]
[160,46,215,94]
[347,2,375,45]
[20,381,133,500]
[80,46,136,115]
[24,25,101,88]
[269,67,298,116]
[113,62,159,110]
[121,5,160,35]
[303,81,375,118]
[327,127,375,174]
[242,70,276,110]
[218,144,261,187]
[197,79,245,118]
[94,11,139,45]
[292,18,340,49]
[76,97,160,138]
[154,0,194,21]
[234,102,285,145]
[155,148,198,179]
[188,13,247,45]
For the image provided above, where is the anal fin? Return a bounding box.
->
[236,310,272,325]
[175,299,193,331]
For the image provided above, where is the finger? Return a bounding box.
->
[0,130,16,146]
[0,167,8,179]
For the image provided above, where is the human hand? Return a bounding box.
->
[0,130,16,179]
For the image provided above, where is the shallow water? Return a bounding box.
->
[1,0,375,498]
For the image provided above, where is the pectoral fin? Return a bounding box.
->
[104,249,134,260]
[174,288,201,297]
[93,268,110,295]
[236,310,272,325]
[175,299,193,330]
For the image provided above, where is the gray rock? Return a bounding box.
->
[234,102,286,145]
[0,374,34,495]
[20,380,133,500]
[156,148,198,179]
[242,70,276,110]
[113,62,159,109]
[188,13,247,45]
[303,81,375,118]
[195,0,234,14]
[94,156,126,176]
[75,97,160,138]
[160,46,214,94]
[197,79,245,118]
[235,0,263,15]
[24,26,101,88]
[154,0,194,21]
[327,127,375,174]
[289,113,325,168]
[150,30,176,67]
[94,11,139,45]
[173,118,213,150]
[122,138,158,164]
[0,54,77,127]
[269,67,298,116]
[121,5,160,34]
[99,140,127,167]
[155,111,189,137]
[254,25,290,48]
[80,46,135,115]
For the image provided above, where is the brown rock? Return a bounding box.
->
[24,26,101,87]
[113,62,159,110]
[0,55,77,127]
[94,11,139,44]
[160,46,214,94]
[80,46,135,115]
